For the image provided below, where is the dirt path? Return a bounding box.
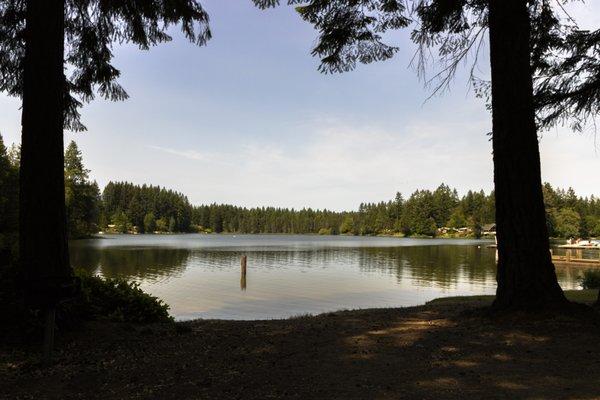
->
[2,295,600,399]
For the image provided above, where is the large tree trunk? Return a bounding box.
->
[20,0,71,305]
[489,0,567,310]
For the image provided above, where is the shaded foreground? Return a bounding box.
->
[2,291,600,400]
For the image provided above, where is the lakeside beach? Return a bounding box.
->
[3,290,598,399]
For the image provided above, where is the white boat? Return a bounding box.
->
[559,239,600,249]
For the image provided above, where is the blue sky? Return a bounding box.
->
[0,1,598,210]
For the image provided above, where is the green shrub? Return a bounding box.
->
[580,270,600,290]
[64,271,173,323]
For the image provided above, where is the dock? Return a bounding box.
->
[552,255,600,267]
[485,245,600,267]
[558,245,600,250]
[552,245,600,267]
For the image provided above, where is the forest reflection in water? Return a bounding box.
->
[69,235,585,320]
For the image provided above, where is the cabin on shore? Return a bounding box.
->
[482,223,496,236]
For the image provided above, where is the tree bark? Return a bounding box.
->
[20,0,71,305]
[489,0,567,310]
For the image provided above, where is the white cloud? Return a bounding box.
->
[147,145,228,164]
[147,118,495,210]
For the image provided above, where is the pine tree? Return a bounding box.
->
[0,134,19,257]
[144,212,157,234]
[64,141,89,185]
[253,0,587,311]
[64,141,100,238]
[0,1,211,303]
[535,28,600,131]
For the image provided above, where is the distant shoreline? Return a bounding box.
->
[82,232,594,242]
[87,231,497,241]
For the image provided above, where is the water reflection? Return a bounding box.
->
[356,246,497,289]
[69,235,585,320]
[240,255,247,291]
[71,245,190,282]
[240,272,247,291]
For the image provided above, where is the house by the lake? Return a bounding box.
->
[482,223,496,236]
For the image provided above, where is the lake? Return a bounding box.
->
[70,234,585,320]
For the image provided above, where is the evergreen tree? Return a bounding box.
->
[432,184,458,228]
[0,134,19,259]
[0,0,211,304]
[101,182,193,233]
[64,141,100,238]
[535,28,600,131]
[422,2,569,309]
[169,217,177,233]
[112,211,131,234]
[552,208,580,239]
[144,213,157,234]
[447,209,467,229]
[253,0,586,311]
[64,141,88,184]
[7,144,20,168]
[156,217,169,232]
[392,192,404,230]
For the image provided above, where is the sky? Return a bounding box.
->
[0,1,598,211]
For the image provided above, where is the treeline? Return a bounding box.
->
[1,135,599,241]
[86,181,499,237]
[191,205,345,235]
[191,185,495,237]
[102,182,192,233]
[0,140,105,241]
[543,184,600,239]
[96,183,600,240]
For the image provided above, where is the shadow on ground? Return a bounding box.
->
[2,296,600,399]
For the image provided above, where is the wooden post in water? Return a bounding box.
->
[240,255,247,291]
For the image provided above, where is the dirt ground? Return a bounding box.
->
[2,292,600,400]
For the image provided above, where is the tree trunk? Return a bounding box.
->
[20,0,71,305]
[489,0,567,310]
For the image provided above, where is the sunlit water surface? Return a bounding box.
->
[70,234,587,320]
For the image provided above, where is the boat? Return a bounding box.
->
[559,239,600,249]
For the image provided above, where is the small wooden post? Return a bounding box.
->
[566,250,571,263]
[43,307,56,366]
[240,255,247,291]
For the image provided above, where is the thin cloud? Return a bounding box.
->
[142,120,495,210]
[147,145,231,165]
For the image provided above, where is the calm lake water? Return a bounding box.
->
[70,234,586,320]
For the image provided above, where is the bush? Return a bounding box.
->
[580,270,600,290]
[1,266,171,325]
[66,271,173,323]
[0,268,171,344]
